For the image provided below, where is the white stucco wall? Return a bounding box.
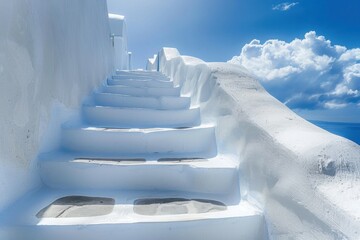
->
[109,13,129,70]
[155,48,360,239]
[0,0,113,211]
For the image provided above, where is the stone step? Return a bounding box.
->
[0,190,266,240]
[107,78,174,88]
[82,105,201,128]
[39,153,238,194]
[116,70,163,74]
[101,85,181,97]
[114,71,169,79]
[61,124,217,157]
[112,75,171,81]
[93,93,191,110]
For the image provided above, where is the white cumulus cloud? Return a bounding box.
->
[272,2,299,11]
[229,31,360,110]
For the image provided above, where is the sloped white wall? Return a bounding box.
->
[156,48,360,239]
[0,0,113,211]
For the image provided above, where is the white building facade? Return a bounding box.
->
[108,13,130,70]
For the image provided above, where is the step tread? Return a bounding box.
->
[61,123,217,157]
[114,71,168,74]
[82,104,201,127]
[94,92,190,101]
[94,92,187,99]
[104,84,179,90]
[111,77,170,82]
[109,78,172,83]
[40,152,237,169]
[39,153,238,194]
[113,73,170,80]
[101,85,181,97]
[62,123,214,132]
[93,93,191,110]
[2,189,261,226]
[83,105,199,112]
[107,79,175,88]
[113,73,169,77]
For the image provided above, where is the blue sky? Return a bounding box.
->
[107,0,360,67]
[107,0,360,122]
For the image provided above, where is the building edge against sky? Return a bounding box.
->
[108,13,131,71]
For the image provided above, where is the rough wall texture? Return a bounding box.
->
[156,48,360,239]
[0,0,113,211]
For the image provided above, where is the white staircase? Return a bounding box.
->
[0,71,266,240]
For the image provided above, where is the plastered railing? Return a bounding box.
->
[148,48,360,239]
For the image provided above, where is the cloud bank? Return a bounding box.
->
[229,31,360,110]
[272,2,299,11]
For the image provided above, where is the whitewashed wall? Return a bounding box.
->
[109,13,129,70]
[0,0,113,211]
[154,48,360,240]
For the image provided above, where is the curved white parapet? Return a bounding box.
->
[152,48,360,239]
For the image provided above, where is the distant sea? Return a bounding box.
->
[310,120,360,145]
